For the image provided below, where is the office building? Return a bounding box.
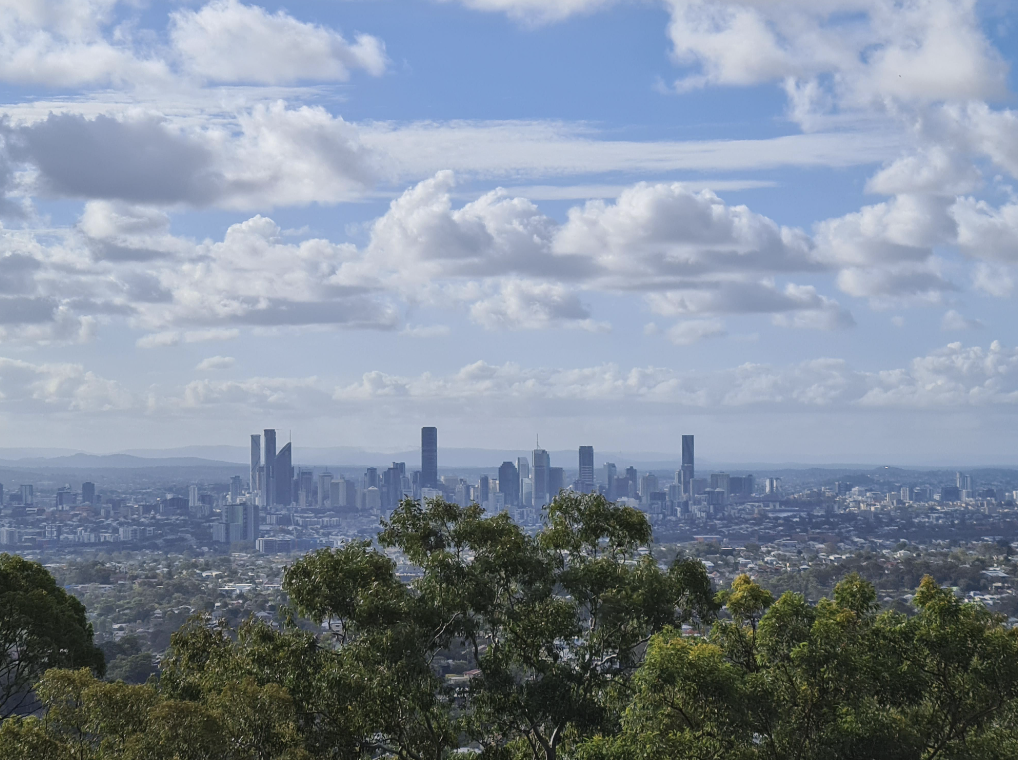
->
[319,471,332,508]
[275,442,293,506]
[229,476,242,503]
[578,446,594,493]
[81,482,95,505]
[532,447,550,507]
[365,467,379,490]
[640,473,659,500]
[681,434,694,494]
[479,475,490,505]
[297,468,313,507]
[517,457,530,505]
[604,463,617,494]
[20,485,33,506]
[710,473,730,498]
[498,461,519,506]
[548,467,564,499]
[956,472,973,492]
[263,429,277,507]
[422,427,438,489]
[188,485,199,508]
[250,434,261,493]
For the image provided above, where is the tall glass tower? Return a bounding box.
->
[578,446,594,493]
[263,429,276,507]
[681,434,694,494]
[421,427,438,489]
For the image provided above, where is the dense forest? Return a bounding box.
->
[2,493,1018,759]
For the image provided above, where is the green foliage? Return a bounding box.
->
[10,500,1018,760]
[579,571,1018,760]
[0,554,105,718]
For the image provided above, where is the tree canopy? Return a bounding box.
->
[0,553,104,718]
[3,494,1018,759]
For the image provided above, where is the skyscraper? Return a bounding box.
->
[319,471,332,508]
[498,461,519,506]
[422,427,438,489]
[532,447,550,507]
[229,476,241,503]
[517,457,530,506]
[263,429,276,507]
[578,446,594,493]
[81,482,95,505]
[275,442,292,506]
[548,467,564,499]
[681,435,694,493]
[479,475,490,505]
[250,434,261,493]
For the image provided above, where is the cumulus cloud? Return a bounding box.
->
[324,341,1018,411]
[664,0,1005,112]
[0,0,385,90]
[7,104,376,209]
[666,318,726,345]
[170,0,386,85]
[195,355,236,371]
[941,309,984,332]
[468,280,601,331]
[0,355,133,411]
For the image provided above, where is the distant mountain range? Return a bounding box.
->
[0,446,1013,472]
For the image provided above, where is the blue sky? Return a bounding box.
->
[1,0,1018,464]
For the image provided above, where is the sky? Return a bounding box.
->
[1,0,1018,464]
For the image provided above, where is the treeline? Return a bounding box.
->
[2,493,1018,759]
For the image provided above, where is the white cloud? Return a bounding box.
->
[941,309,983,332]
[952,196,1018,264]
[324,341,1018,410]
[664,0,1005,112]
[468,280,602,331]
[195,355,235,371]
[971,263,1014,298]
[665,318,726,345]
[361,121,901,181]
[170,0,386,85]
[440,0,622,24]
[9,103,377,210]
[0,355,133,411]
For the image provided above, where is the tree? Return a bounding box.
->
[577,572,1018,760]
[374,493,719,760]
[0,554,104,718]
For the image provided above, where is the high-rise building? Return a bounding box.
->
[517,457,530,505]
[710,473,730,498]
[604,463,617,494]
[250,434,261,493]
[479,475,490,505]
[422,427,438,489]
[229,476,242,503]
[578,446,594,493]
[681,435,694,492]
[263,429,277,507]
[365,467,379,490]
[297,468,313,507]
[640,473,659,499]
[532,447,550,507]
[81,482,95,505]
[188,485,199,508]
[956,472,972,491]
[275,442,292,506]
[498,461,519,506]
[319,471,332,508]
[548,467,564,499]
[20,485,33,506]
